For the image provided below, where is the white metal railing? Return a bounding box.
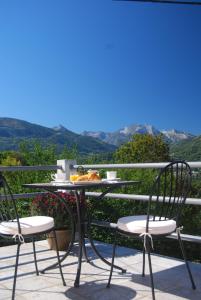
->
[73,161,201,170]
[1,159,201,206]
[0,165,61,172]
[2,161,201,172]
[73,160,201,207]
[85,192,201,206]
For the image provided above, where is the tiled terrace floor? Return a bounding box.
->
[0,240,201,300]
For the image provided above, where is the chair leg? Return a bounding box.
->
[12,242,21,300]
[177,231,196,289]
[146,239,155,300]
[142,246,146,277]
[52,229,66,286]
[107,232,117,288]
[32,237,39,275]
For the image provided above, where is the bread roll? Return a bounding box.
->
[75,172,101,181]
[88,173,100,180]
[76,174,89,181]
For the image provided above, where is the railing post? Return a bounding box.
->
[57,159,77,180]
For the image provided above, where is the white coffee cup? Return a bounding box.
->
[106,171,117,180]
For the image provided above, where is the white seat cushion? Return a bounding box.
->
[117,215,176,235]
[0,216,54,236]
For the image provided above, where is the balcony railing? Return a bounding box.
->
[1,159,201,244]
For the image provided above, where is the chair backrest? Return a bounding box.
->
[147,161,192,230]
[0,172,21,233]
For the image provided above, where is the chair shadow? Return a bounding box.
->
[130,262,201,300]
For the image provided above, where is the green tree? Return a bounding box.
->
[115,134,170,163]
[113,134,170,195]
[59,144,78,160]
[0,140,80,226]
[19,140,57,166]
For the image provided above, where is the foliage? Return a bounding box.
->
[0,141,79,194]
[60,144,78,160]
[115,134,170,163]
[0,150,25,166]
[79,152,115,165]
[170,136,201,161]
[19,140,57,165]
[0,140,79,219]
[114,133,170,199]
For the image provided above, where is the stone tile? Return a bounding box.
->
[13,282,85,300]
[14,290,86,300]
[3,275,54,294]
[0,283,13,300]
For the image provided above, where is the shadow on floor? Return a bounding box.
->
[65,282,137,300]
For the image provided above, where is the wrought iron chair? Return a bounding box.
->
[0,172,66,300]
[107,161,196,300]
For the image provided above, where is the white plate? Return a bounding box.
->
[51,180,71,184]
[71,180,102,185]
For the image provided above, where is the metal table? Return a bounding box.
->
[23,180,139,287]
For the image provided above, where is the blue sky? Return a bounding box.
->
[0,0,201,135]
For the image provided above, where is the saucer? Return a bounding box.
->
[102,178,121,182]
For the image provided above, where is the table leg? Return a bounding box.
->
[85,185,127,273]
[87,224,126,273]
[82,238,90,263]
[74,190,83,287]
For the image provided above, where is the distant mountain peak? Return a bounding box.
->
[53,125,68,132]
[119,124,160,136]
[161,129,194,143]
[119,126,130,135]
[82,123,195,146]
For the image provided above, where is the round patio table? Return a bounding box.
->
[23,180,140,287]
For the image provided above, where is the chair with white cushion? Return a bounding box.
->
[0,172,66,300]
[107,161,196,300]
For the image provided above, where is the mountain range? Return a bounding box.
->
[0,118,116,154]
[0,117,199,160]
[82,124,195,146]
